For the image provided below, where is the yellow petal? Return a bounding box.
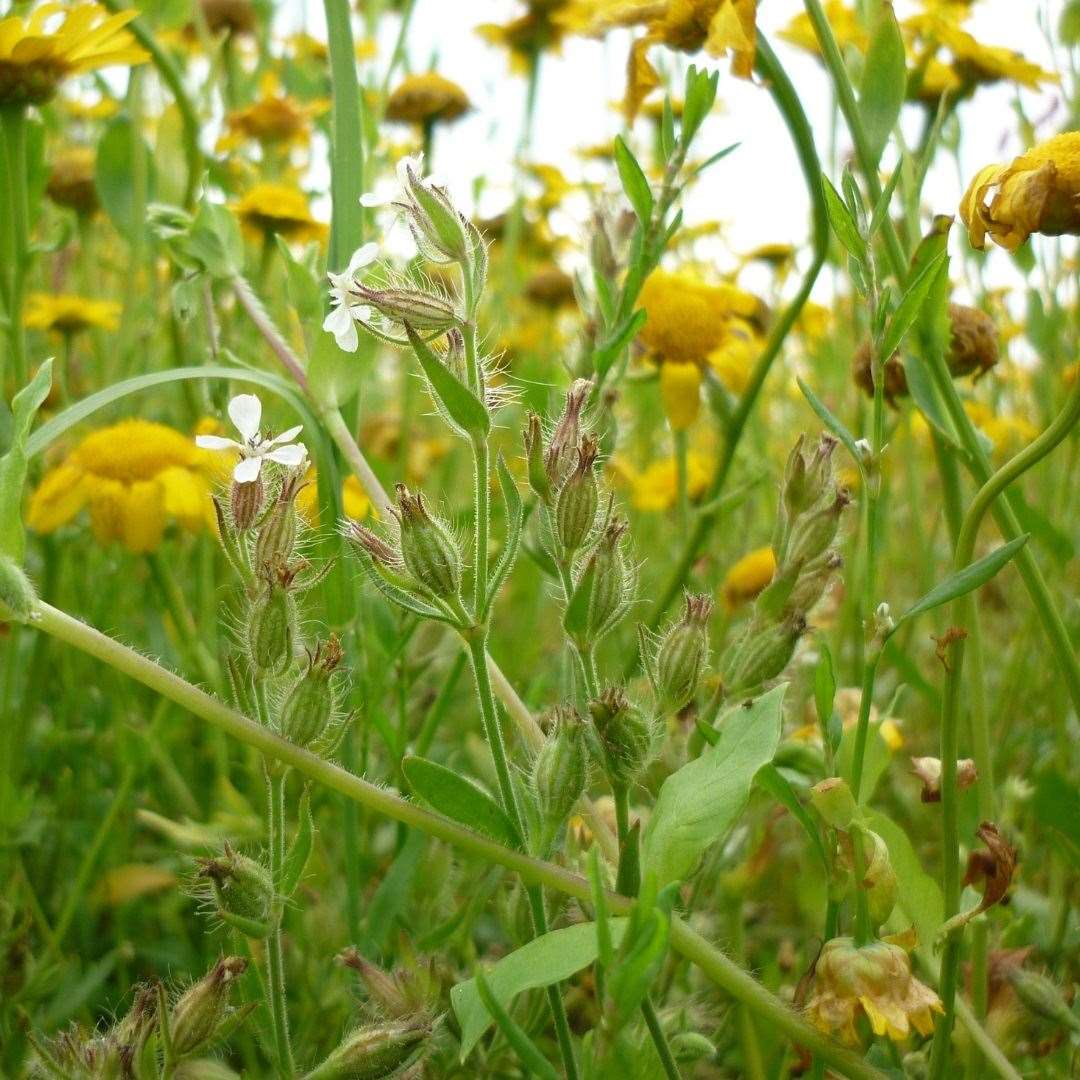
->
[120,480,166,554]
[660,361,702,431]
[27,463,88,533]
[159,466,210,532]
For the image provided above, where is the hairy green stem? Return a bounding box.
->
[266,770,296,1078]
[1,104,29,386]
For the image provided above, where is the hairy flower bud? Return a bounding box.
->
[305,1018,430,1080]
[524,412,553,504]
[589,688,656,787]
[1007,969,1078,1029]
[254,473,303,569]
[352,282,460,332]
[230,476,264,532]
[196,844,274,934]
[0,554,37,622]
[402,162,470,264]
[247,571,297,676]
[654,593,712,712]
[533,707,588,853]
[544,378,591,488]
[580,517,633,642]
[785,550,843,614]
[169,956,248,1057]
[345,521,402,569]
[395,484,462,599]
[785,489,850,568]
[725,612,807,692]
[554,437,599,554]
[277,636,343,748]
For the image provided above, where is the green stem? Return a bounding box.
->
[266,770,296,1078]
[30,599,886,1080]
[1,103,30,386]
[673,428,689,529]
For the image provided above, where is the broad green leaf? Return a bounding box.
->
[895,535,1029,628]
[452,919,629,1059]
[879,252,948,361]
[641,685,785,888]
[474,969,560,1080]
[613,136,653,225]
[95,116,156,243]
[859,4,906,168]
[308,324,364,410]
[796,378,865,475]
[821,174,866,261]
[186,200,244,280]
[402,756,520,849]
[406,324,490,439]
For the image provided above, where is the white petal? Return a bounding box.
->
[268,424,304,447]
[195,434,241,451]
[267,443,307,467]
[233,455,262,483]
[228,394,262,441]
[353,304,372,322]
[347,241,380,273]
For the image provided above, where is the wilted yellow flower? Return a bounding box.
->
[808,937,943,1044]
[28,419,226,553]
[295,468,372,525]
[614,452,713,512]
[659,361,702,431]
[478,7,568,71]
[960,132,1080,252]
[385,72,470,126]
[198,0,256,36]
[722,546,775,608]
[45,146,97,214]
[24,293,120,335]
[0,3,148,106]
[234,183,325,242]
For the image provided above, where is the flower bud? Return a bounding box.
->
[394,485,462,599]
[277,636,343,748]
[780,435,813,518]
[254,473,303,569]
[352,282,460,332]
[109,981,159,1065]
[1007,969,1079,1029]
[524,412,553,504]
[196,843,275,933]
[230,476,264,532]
[533,707,588,853]
[669,1032,717,1063]
[785,550,843,614]
[810,777,857,829]
[725,611,807,692]
[247,570,297,675]
[345,520,402,569]
[304,1018,430,1080]
[654,593,712,711]
[580,517,633,642]
[402,162,470,263]
[554,437,599,554]
[169,956,248,1057]
[338,946,440,1020]
[0,554,37,622]
[544,378,591,488]
[173,1061,243,1080]
[784,489,850,568]
[589,688,656,787]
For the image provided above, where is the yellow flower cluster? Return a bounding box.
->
[385,73,471,127]
[24,292,120,336]
[234,183,325,243]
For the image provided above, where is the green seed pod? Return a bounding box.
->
[669,1032,717,1064]
[395,485,462,599]
[555,437,599,554]
[784,490,850,570]
[247,576,297,676]
[304,1018,430,1080]
[589,688,656,787]
[544,379,591,489]
[523,412,552,504]
[230,476,264,532]
[403,161,469,263]
[785,550,843,614]
[254,474,303,569]
[533,707,588,854]
[810,777,857,829]
[169,956,248,1057]
[654,593,713,712]
[0,554,36,622]
[277,636,343,748]
[196,844,275,932]
[725,612,806,692]
[584,517,632,642]
[1007,968,1080,1030]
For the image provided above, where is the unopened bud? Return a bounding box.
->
[524,413,553,504]
[810,777,857,829]
[110,982,158,1063]
[196,844,274,933]
[173,1061,242,1080]
[277,636,343,748]
[554,437,599,553]
[169,957,248,1057]
[230,477,264,532]
[0,555,37,622]
[254,473,302,569]
[589,688,656,787]
[247,571,297,675]
[781,434,813,518]
[395,485,462,599]
[305,1018,430,1080]
[533,707,588,853]
[544,379,591,488]
[654,593,712,711]
[353,282,460,333]
[669,1032,717,1063]
[725,611,807,691]
[1007,969,1080,1030]
[345,521,401,569]
[402,163,470,263]
[579,517,633,643]
[785,489,850,568]
[785,550,843,613]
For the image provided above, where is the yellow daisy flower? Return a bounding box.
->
[960,132,1080,252]
[385,72,470,126]
[28,419,227,553]
[233,183,326,243]
[613,452,714,512]
[721,546,775,608]
[220,74,326,151]
[0,3,148,106]
[779,1,867,56]
[24,292,120,335]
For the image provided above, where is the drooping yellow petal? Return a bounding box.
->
[159,466,211,532]
[27,463,89,533]
[659,361,702,431]
[120,480,167,554]
[706,0,756,79]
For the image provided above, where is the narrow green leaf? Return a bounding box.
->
[687,141,740,180]
[613,135,654,225]
[756,764,829,877]
[452,920,630,1059]
[859,4,906,168]
[281,785,315,897]
[474,969,561,1080]
[588,845,614,969]
[641,685,786,888]
[821,174,866,261]
[365,829,426,951]
[896,535,1029,627]
[868,165,902,239]
[796,377,865,475]
[0,360,52,562]
[608,907,669,1021]
[594,308,647,380]
[95,116,156,243]
[813,643,836,732]
[659,97,676,161]
[405,324,490,439]
[879,251,948,360]
[402,756,520,849]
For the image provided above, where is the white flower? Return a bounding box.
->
[195,393,307,482]
[323,242,378,352]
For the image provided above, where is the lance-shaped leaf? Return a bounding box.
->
[405,323,490,439]
[796,377,865,477]
[859,4,906,169]
[614,135,654,225]
[280,786,315,897]
[878,251,948,362]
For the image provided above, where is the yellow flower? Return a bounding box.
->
[779,2,867,57]
[796,301,831,344]
[221,84,323,150]
[659,360,702,431]
[45,145,97,214]
[722,546,775,608]
[59,92,118,120]
[24,292,120,335]
[964,400,1038,459]
[28,419,226,553]
[285,31,328,64]
[706,316,761,393]
[0,3,148,106]
[790,686,902,750]
[478,8,568,71]
[385,72,470,126]
[960,132,1080,252]
[233,183,326,243]
[295,468,372,526]
[613,452,713,512]
[808,937,943,1044]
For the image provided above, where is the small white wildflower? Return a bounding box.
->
[195,393,307,482]
[323,242,378,352]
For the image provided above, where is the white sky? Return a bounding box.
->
[280,1,1069,298]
